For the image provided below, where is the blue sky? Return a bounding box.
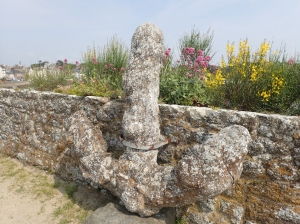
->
[1,0,299,66]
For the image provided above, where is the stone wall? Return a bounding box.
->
[1,88,300,223]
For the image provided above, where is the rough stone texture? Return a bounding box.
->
[1,88,300,223]
[79,124,250,216]
[122,22,164,145]
[82,202,175,224]
[80,23,250,217]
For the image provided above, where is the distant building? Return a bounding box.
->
[5,72,15,81]
[0,65,6,79]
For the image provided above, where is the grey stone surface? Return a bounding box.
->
[80,124,250,216]
[1,88,300,223]
[275,207,300,223]
[122,22,164,146]
[83,202,175,224]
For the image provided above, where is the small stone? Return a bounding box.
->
[198,199,216,213]
[82,202,175,224]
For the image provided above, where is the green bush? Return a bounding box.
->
[82,35,129,89]
[205,40,300,114]
[28,65,73,91]
[178,27,216,59]
[27,30,300,116]
[64,35,130,97]
[160,49,211,106]
[59,78,124,98]
[159,28,215,106]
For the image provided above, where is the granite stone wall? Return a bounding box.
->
[1,88,300,223]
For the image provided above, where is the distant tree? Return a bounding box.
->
[30,61,49,69]
[56,60,64,67]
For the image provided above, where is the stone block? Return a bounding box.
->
[82,202,175,224]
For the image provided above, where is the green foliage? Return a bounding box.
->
[160,27,215,106]
[65,183,78,199]
[272,54,300,114]
[28,66,73,91]
[176,218,186,224]
[26,30,300,116]
[178,27,215,59]
[160,63,209,106]
[31,61,49,69]
[82,35,128,86]
[205,40,300,114]
[68,35,129,97]
[58,77,124,98]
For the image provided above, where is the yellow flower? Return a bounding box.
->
[250,65,258,81]
[260,91,271,101]
[221,57,226,68]
[205,70,225,88]
[226,43,235,56]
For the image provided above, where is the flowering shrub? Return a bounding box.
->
[82,35,128,82]
[205,40,300,112]
[178,27,215,60]
[28,28,300,115]
[68,35,129,97]
[160,47,213,106]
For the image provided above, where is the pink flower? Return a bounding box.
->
[120,67,125,71]
[75,61,79,65]
[64,58,68,63]
[189,47,195,55]
[196,70,200,73]
[205,55,211,62]
[183,47,189,55]
[113,68,117,71]
[93,61,98,65]
[288,58,295,65]
[183,47,195,55]
[186,73,191,78]
[109,63,113,67]
[176,60,180,63]
[224,100,230,106]
[165,48,171,58]
[92,58,96,61]
[104,65,108,68]
[58,66,62,69]
[198,50,203,56]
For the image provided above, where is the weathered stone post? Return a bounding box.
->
[122,22,164,149]
[80,22,251,217]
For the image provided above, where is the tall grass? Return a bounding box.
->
[178,27,216,60]
[27,67,73,91]
[64,35,130,97]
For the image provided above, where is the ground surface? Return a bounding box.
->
[0,154,117,224]
[0,81,30,90]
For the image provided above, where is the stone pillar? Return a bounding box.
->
[122,22,164,147]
